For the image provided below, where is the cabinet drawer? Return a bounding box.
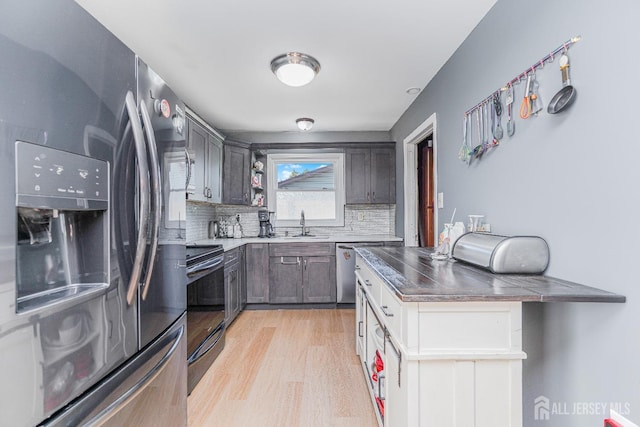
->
[269,243,335,257]
[380,284,402,341]
[355,263,380,306]
[224,248,239,266]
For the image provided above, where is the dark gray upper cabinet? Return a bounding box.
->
[345,146,396,204]
[246,243,269,303]
[268,243,336,304]
[223,142,251,205]
[186,117,223,203]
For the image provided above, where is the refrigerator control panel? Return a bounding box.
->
[15,141,109,202]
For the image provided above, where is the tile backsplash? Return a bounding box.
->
[186,202,395,242]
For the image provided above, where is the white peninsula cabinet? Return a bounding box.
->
[354,247,624,427]
[355,254,525,427]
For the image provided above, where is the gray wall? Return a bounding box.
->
[391,0,640,425]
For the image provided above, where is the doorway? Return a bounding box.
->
[403,112,437,247]
[417,135,434,247]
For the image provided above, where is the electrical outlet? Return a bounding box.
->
[357,211,365,221]
[437,192,444,209]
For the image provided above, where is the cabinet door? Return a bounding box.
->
[246,244,270,303]
[269,256,301,303]
[355,283,365,357]
[370,148,396,204]
[207,134,223,203]
[345,148,371,204]
[384,337,408,427]
[223,144,251,205]
[239,246,247,309]
[186,119,208,201]
[302,256,336,303]
[225,263,240,324]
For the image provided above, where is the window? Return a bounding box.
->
[267,152,345,227]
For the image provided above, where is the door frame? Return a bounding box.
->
[403,113,437,247]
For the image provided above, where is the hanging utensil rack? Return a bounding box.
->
[464,36,581,117]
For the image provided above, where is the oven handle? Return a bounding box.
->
[186,255,224,276]
[124,91,150,306]
[187,322,225,364]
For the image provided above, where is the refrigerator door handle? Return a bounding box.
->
[138,100,162,301]
[185,148,192,191]
[82,323,185,427]
[124,91,150,306]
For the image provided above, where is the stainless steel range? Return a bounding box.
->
[186,245,226,394]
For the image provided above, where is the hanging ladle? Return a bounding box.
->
[548,53,577,114]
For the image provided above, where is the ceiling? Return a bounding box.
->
[76,0,496,133]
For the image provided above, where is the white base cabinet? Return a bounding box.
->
[355,254,525,427]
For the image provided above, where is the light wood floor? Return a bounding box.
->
[187,309,378,427]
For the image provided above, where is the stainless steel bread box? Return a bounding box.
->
[451,233,549,274]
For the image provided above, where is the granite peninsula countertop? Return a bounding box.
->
[355,247,626,303]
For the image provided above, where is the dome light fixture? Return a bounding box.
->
[271,52,321,87]
[296,118,314,131]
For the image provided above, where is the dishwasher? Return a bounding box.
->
[336,242,384,303]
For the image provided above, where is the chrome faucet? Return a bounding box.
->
[300,209,306,236]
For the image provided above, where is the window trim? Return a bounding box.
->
[267,152,345,227]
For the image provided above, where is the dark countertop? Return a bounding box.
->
[355,247,626,303]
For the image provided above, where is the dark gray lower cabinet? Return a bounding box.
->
[225,247,245,325]
[268,243,336,304]
[246,243,270,303]
[269,256,301,303]
[302,256,336,303]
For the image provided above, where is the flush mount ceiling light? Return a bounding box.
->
[406,87,421,95]
[271,52,321,87]
[296,118,314,131]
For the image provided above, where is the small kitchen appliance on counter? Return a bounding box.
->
[258,209,274,238]
[451,232,549,274]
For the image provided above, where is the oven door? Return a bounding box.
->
[186,266,225,394]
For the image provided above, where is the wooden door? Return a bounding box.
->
[418,138,435,247]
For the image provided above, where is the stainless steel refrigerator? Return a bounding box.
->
[0,1,188,425]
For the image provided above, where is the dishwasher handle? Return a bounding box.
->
[337,242,385,250]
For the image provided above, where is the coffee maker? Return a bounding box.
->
[258,209,274,238]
